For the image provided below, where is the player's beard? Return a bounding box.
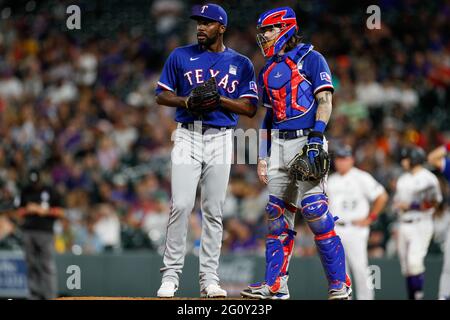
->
[197,31,219,48]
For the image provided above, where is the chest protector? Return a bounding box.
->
[262,44,315,123]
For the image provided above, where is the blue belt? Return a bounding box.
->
[276,129,312,140]
[180,122,233,134]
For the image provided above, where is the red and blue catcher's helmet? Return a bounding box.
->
[256,7,298,58]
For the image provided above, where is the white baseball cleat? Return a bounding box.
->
[157,281,178,298]
[328,282,352,300]
[201,284,227,298]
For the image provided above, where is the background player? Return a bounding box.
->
[327,145,388,300]
[155,4,258,298]
[241,7,351,300]
[394,146,442,300]
[17,170,64,299]
[427,143,450,299]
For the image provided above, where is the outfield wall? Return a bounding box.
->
[48,252,443,300]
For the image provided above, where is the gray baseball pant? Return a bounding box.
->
[160,124,232,291]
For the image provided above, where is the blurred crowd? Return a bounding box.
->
[0,0,449,259]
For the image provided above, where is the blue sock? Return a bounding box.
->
[406,273,424,300]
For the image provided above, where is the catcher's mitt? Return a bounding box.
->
[186,77,220,116]
[288,143,330,181]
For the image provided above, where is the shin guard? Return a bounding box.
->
[301,194,347,284]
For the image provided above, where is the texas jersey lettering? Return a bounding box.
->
[156,44,258,127]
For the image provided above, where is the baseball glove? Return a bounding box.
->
[186,77,220,116]
[288,143,330,181]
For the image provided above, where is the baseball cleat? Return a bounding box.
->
[328,281,352,300]
[200,283,227,298]
[157,281,178,298]
[241,275,290,300]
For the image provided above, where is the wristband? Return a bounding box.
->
[313,120,327,133]
[445,143,450,152]
[368,211,378,222]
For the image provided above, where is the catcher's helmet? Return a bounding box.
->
[400,146,426,167]
[256,7,298,57]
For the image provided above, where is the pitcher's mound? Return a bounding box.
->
[56,297,249,300]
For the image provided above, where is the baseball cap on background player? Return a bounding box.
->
[334,145,353,158]
[400,146,426,166]
[28,169,40,184]
[190,4,228,27]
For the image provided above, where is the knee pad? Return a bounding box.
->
[266,195,297,236]
[300,193,336,235]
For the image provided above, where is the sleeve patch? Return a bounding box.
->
[320,72,332,83]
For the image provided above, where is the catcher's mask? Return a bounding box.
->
[256,7,298,58]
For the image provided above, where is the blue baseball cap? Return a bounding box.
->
[190,4,228,27]
[334,145,353,158]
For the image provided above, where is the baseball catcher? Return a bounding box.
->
[186,77,220,116]
[240,6,352,301]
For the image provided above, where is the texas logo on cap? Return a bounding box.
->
[190,3,228,27]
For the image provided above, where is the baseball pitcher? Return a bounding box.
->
[240,7,352,300]
[394,146,442,300]
[328,145,388,300]
[428,143,450,300]
[155,4,258,298]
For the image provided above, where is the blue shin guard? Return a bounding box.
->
[301,194,347,285]
[264,196,297,292]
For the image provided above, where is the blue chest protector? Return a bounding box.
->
[261,44,316,128]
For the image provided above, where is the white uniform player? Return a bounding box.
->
[427,144,450,300]
[328,145,388,300]
[394,146,442,300]
[436,210,450,300]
